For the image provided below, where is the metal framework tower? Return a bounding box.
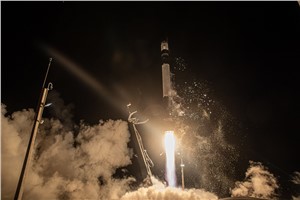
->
[127,104,154,185]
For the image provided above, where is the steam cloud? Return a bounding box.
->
[292,171,300,200]
[1,104,34,199]
[230,161,279,199]
[1,102,218,200]
[1,103,134,200]
[292,171,300,185]
[1,91,296,200]
[121,176,218,200]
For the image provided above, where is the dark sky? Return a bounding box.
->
[2,1,300,197]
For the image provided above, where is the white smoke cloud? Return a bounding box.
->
[1,103,134,200]
[4,103,297,200]
[47,90,74,130]
[231,161,279,199]
[1,104,35,199]
[293,196,300,200]
[1,103,220,200]
[292,171,300,185]
[121,176,218,200]
[292,171,300,200]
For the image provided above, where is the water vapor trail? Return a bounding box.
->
[44,46,125,114]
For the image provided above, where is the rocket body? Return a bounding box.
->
[161,40,172,97]
[162,63,171,97]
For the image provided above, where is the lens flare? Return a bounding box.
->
[164,131,177,187]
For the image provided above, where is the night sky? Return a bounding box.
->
[2,1,300,198]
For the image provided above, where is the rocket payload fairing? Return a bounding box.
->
[161,40,172,97]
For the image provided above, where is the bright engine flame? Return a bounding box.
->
[164,131,177,187]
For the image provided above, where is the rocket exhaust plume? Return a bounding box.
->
[164,131,177,187]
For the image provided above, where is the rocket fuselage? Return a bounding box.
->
[161,40,172,97]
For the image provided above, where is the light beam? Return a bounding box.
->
[43,46,125,114]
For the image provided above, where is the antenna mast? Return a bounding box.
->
[14,58,53,200]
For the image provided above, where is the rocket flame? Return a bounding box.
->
[164,131,177,187]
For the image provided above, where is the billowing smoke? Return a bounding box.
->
[1,103,134,200]
[292,171,300,200]
[292,171,300,185]
[1,102,219,200]
[230,161,279,199]
[1,83,296,200]
[121,176,218,200]
[47,90,74,130]
[1,104,34,199]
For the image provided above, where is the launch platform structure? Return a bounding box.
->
[127,104,154,185]
[14,58,53,200]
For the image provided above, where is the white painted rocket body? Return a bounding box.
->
[161,40,172,97]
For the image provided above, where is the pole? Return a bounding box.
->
[14,58,53,200]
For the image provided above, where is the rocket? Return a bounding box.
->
[161,40,186,190]
[161,40,172,97]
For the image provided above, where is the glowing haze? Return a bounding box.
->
[1,103,134,200]
[1,54,296,199]
[164,131,177,187]
[2,99,292,199]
